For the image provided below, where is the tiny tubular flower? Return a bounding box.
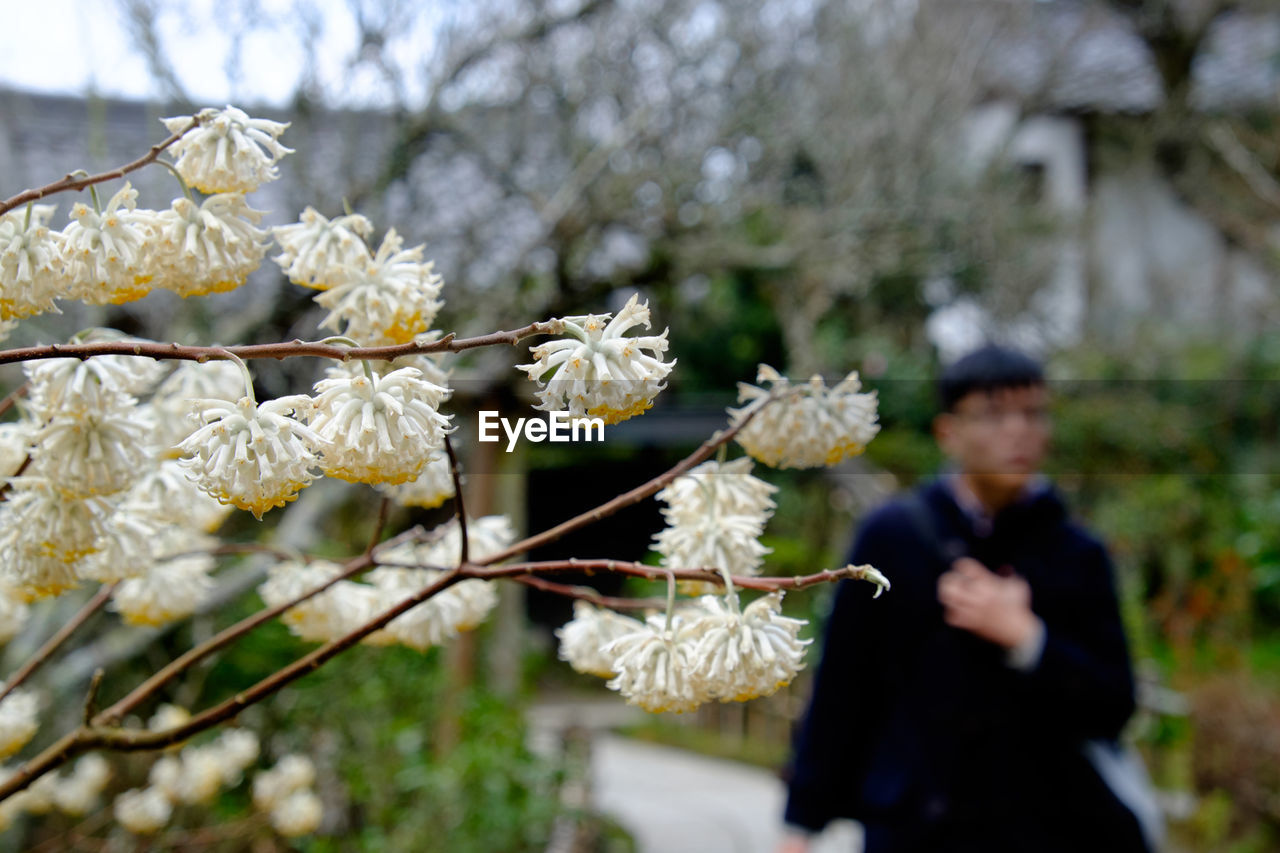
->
[517,293,674,425]
[314,228,444,345]
[114,786,172,834]
[0,204,65,319]
[60,182,161,305]
[0,687,38,759]
[687,592,811,702]
[604,623,708,714]
[162,106,293,193]
[556,601,646,678]
[0,483,112,598]
[177,395,325,519]
[272,206,373,289]
[307,364,452,485]
[148,193,269,297]
[729,365,880,469]
[374,450,455,509]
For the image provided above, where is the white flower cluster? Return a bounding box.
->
[148,193,270,297]
[0,204,61,320]
[161,106,293,194]
[307,363,452,484]
[0,342,228,604]
[652,458,777,591]
[374,449,456,509]
[253,754,323,837]
[314,229,444,345]
[177,356,455,512]
[259,517,511,650]
[178,394,323,518]
[518,293,674,425]
[729,365,880,469]
[109,530,218,626]
[272,207,372,289]
[557,601,646,678]
[0,755,111,830]
[114,723,260,835]
[0,685,39,759]
[558,592,811,713]
[273,211,446,347]
[0,580,28,646]
[0,107,283,329]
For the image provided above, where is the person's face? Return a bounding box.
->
[934,384,1051,495]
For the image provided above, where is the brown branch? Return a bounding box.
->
[0,119,200,216]
[443,434,468,566]
[92,568,466,752]
[0,583,116,703]
[0,322,561,368]
[475,560,883,593]
[91,525,424,726]
[0,552,875,799]
[472,392,777,567]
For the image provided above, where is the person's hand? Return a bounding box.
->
[937,557,1037,649]
[776,834,811,853]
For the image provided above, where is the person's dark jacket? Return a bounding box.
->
[783,477,1146,853]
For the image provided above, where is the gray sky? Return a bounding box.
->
[0,0,445,107]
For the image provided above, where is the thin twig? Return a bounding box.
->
[443,434,469,566]
[0,583,116,703]
[474,559,883,593]
[0,119,200,216]
[0,322,561,368]
[81,669,104,726]
[366,497,391,557]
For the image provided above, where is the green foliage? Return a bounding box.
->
[181,610,560,852]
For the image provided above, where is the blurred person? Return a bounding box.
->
[779,344,1148,853]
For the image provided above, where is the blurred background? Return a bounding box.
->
[1,0,1279,850]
